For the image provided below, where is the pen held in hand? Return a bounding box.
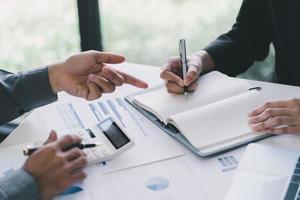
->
[23,142,103,156]
[179,39,188,99]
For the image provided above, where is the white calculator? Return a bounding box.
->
[73,117,134,165]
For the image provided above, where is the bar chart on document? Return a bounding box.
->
[40,96,184,174]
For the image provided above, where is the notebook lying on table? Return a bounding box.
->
[125,71,272,156]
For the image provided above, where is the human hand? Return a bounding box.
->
[160,50,214,94]
[248,99,300,134]
[48,50,148,100]
[22,131,87,200]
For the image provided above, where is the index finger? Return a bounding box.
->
[160,71,184,87]
[43,130,58,145]
[116,70,148,88]
[56,135,82,150]
[162,57,182,73]
[248,100,289,117]
[91,51,126,64]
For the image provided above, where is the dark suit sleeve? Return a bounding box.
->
[0,67,58,125]
[204,0,271,76]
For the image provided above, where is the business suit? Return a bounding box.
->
[0,67,57,125]
[204,0,300,86]
[0,67,57,199]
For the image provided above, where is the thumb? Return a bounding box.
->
[93,51,125,64]
[44,130,58,144]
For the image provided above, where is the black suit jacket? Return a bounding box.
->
[204,0,300,86]
[0,67,57,125]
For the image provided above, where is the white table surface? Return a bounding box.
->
[3,62,300,200]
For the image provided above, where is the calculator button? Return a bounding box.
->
[90,149,102,157]
[79,132,85,136]
[87,157,94,162]
[85,150,92,157]
[83,138,89,143]
[101,149,109,156]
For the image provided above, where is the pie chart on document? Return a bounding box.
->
[145,177,170,191]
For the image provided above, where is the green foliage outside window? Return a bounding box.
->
[0,0,274,81]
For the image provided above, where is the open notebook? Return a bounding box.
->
[126,71,272,156]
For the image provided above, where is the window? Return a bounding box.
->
[100,0,241,65]
[100,0,274,80]
[0,0,80,72]
[0,0,274,80]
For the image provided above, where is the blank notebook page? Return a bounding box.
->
[168,91,265,149]
[133,72,249,123]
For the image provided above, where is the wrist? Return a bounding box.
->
[48,62,64,93]
[22,167,52,200]
[191,50,215,74]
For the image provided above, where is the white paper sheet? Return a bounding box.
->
[38,96,184,174]
[85,157,210,200]
[170,90,265,149]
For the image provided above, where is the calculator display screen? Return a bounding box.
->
[99,119,130,149]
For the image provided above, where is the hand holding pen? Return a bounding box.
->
[160,39,205,95]
[22,131,88,200]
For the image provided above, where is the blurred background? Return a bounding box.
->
[0,0,274,79]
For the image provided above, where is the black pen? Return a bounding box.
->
[23,143,102,156]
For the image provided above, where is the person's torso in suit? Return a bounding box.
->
[205,0,300,86]
[267,0,300,85]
